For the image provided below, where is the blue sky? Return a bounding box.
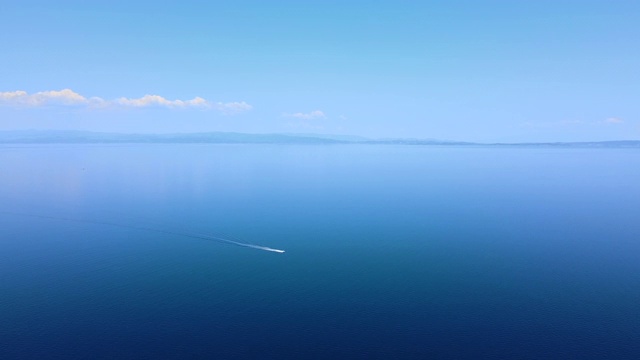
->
[1,0,639,142]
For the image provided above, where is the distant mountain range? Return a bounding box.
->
[1,130,639,147]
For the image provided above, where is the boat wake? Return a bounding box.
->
[189,233,285,253]
[0,211,285,254]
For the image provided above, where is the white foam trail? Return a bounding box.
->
[1,211,286,254]
[202,235,285,253]
[249,245,285,253]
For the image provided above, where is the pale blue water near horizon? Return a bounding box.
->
[1,144,639,359]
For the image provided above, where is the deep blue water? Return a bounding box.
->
[1,144,639,359]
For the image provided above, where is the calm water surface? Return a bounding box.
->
[1,144,639,359]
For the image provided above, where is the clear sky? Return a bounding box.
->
[1,0,639,142]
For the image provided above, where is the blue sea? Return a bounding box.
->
[1,144,639,359]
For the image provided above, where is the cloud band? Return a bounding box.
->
[0,89,252,114]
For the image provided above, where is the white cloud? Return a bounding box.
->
[115,94,209,108]
[284,110,326,120]
[0,89,92,106]
[605,117,623,124]
[0,89,251,114]
[213,101,253,114]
